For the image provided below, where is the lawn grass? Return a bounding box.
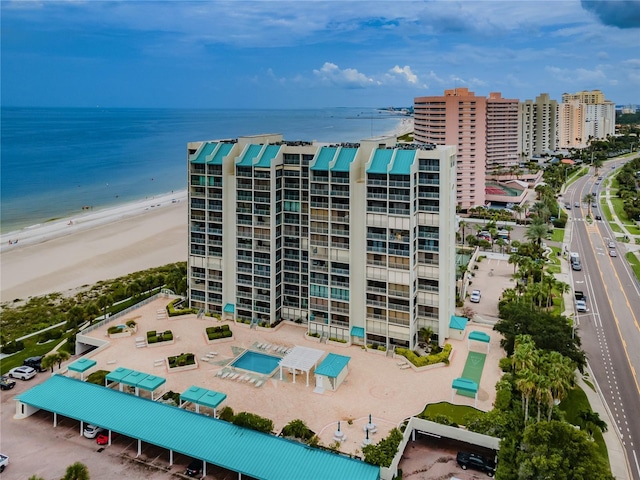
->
[611,197,635,226]
[558,387,608,462]
[550,228,564,243]
[0,335,70,374]
[546,265,561,275]
[566,167,588,187]
[421,401,484,425]
[626,225,640,235]
[600,201,613,222]
[626,252,640,282]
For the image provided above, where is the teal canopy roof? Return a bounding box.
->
[181,386,227,409]
[315,353,351,378]
[68,358,96,373]
[350,326,365,338]
[469,331,491,343]
[105,367,134,384]
[449,315,468,331]
[120,370,149,387]
[137,375,166,392]
[17,376,379,480]
[223,303,235,313]
[452,377,478,394]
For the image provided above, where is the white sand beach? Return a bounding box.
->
[0,191,188,302]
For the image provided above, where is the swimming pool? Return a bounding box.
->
[230,350,281,375]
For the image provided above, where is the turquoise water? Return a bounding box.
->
[1,107,404,233]
[231,350,281,375]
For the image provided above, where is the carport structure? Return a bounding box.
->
[15,375,379,480]
[180,385,227,417]
[67,358,96,381]
[278,345,325,386]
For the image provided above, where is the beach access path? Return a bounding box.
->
[0,192,188,302]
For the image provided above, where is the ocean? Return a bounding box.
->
[1,107,406,233]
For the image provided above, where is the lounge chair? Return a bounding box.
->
[221,372,230,379]
[254,380,264,388]
[400,364,411,370]
[248,378,256,384]
[230,373,239,380]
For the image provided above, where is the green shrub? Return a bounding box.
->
[86,369,109,386]
[362,428,404,467]
[232,412,274,434]
[147,330,156,339]
[168,352,195,368]
[148,336,158,343]
[282,419,315,441]
[50,329,63,339]
[126,320,137,328]
[218,406,235,422]
[377,345,387,351]
[395,344,452,367]
[163,331,173,341]
[0,340,25,354]
[108,326,123,335]
[206,325,233,340]
[167,299,197,317]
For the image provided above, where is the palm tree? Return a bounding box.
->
[577,409,608,439]
[544,351,575,421]
[84,303,101,322]
[41,353,57,373]
[97,294,113,321]
[56,350,70,368]
[525,219,549,248]
[458,220,468,246]
[62,462,90,480]
[516,369,537,423]
[583,193,595,217]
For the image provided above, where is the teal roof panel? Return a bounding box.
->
[180,386,226,409]
[137,375,166,392]
[223,303,235,313]
[311,147,337,171]
[367,149,393,174]
[469,331,491,343]
[17,376,379,480]
[190,142,216,164]
[255,144,281,168]
[389,149,416,175]
[68,358,97,373]
[332,148,357,172]
[452,377,478,394]
[237,144,263,167]
[350,326,365,338]
[106,367,134,384]
[120,370,149,387]
[315,353,350,378]
[449,315,468,330]
[209,142,234,165]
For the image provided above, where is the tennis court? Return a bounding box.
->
[457,351,486,398]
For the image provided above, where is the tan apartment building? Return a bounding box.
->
[559,90,615,148]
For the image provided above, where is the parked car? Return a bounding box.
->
[456,451,496,477]
[96,431,118,445]
[0,453,8,473]
[83,424,105,439]
[470,290,481,303]
[23,355,46,372]
[8,366,37,380]
[0,375,16,390]
[609,250,617,257]
[185,459,203,477]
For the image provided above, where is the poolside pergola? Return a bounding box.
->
[106,367,134,391]
[278,346,325,386]
[106,368,166,400]
[68,358,96,381]
[451,377,478,407]
[180,386,227,417]
[468,330,491,353]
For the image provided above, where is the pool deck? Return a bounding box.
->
[76,297,504,454]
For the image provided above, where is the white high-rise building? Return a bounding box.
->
[187,134,457,348]
[518,93,559,157]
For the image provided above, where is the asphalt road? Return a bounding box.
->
[564,158,640,480]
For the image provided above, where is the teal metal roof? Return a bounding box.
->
[209,142,234,165]
[350,326,365,338]
[106,367,134,384]
[255,144,281,168]
[120,370,149,387]
[332,148,357,172]
[137,375,166,392]
[18,376,378,480]
[315,353,350,378]
[452,377,478,394]
[449,315,468,331]
[367,149,393,174]
[68,358,96,373]
[223,303,235,313]
[237,144,263,167]
[181,386,227,409]
[469,331,491,343]
[190,142,216,164]
[389,150,416,175]
[310,147,337,171]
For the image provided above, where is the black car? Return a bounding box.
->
[456,451,496,477]
[595,215,602,220]
[0,375,16,390]
[23,356,46,372]
[185,459,203,477]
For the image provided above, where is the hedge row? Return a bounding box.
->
[206,325,232,340]
[147,330,173,343]
[395,343,452,367]
[167,299,198,317]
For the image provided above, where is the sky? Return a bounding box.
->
[1,0,639,109]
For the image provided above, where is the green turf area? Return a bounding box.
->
[626,252,640,282]
[421,401,483,425]
[457,351,486,398]
[558,387,608,462]
[550,228,564,243]
[611,197,635,226]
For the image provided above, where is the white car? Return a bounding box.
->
[576,300,587,312]
[609,250,617,257]
[83,424,105,439]
[470,290,481,303]
[7,366,37,380]
[608,241,615,248]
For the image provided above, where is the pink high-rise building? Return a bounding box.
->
[414,88,519,212]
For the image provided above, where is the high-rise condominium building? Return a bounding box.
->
[559,90,615,149]
[187,134,457,349]
[518,93,559,157]
[414,88,518,211]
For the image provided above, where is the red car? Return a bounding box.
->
[96,432,117,445]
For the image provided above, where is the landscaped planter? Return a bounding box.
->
[204,334,234,345]
[234,321,252,328]
[167,353,198,373]
[167,361,199,373]
[366,347,388,355]
[327,339,350,348]
[305,333,322,343]
[147,338,175,348]
[109,331,132,339]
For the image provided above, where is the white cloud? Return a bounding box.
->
[388,65,418,84]
[312,62,377,88]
